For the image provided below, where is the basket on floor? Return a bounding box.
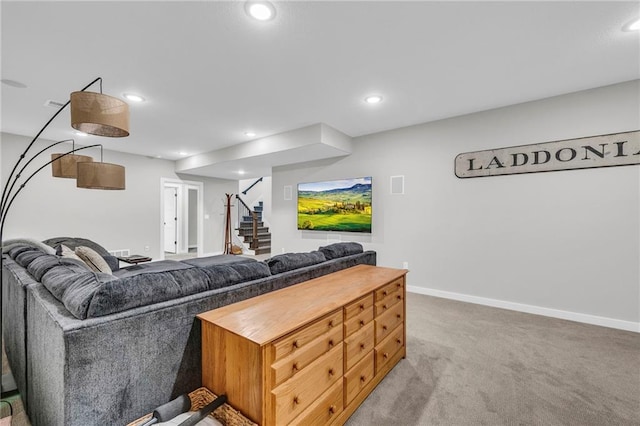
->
[127,387,256,426]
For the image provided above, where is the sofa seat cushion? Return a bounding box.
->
[200,262,271,290]
[27,254,89,281]
[40,260,212,319]
[86,266,211,318]
[181,255,256,268]
[14,249,49,268]
[319,242,364,260]
[266,251,326,275]
[113,260,192,278]
[6,243,39,259]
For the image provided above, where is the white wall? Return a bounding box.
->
[272,80,640,329]
[1,133,237,258]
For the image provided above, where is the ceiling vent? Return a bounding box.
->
[44,99,66,109]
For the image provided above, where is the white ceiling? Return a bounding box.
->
[1,1,639,179]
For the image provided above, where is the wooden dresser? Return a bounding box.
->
[197,264,407,425]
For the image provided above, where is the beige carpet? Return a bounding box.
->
[3,294,639,425]
[346,294,640,425]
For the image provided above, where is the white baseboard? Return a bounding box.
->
[407,286,639,333]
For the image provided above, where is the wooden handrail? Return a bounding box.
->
[241,177,263,195]
[235,195,259,250]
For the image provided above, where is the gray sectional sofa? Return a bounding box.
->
[1,239,375,425]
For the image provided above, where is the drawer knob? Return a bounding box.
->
[359,320,365,327]
[397,282,401,288]
[382,291,388,296]
[359,304,365,311]
[328,368,335,377]
[328,320,334,328]
[397,295,402,301]
[292,362,299,372]
[360,375,366,383]
[396,314,401,320]
[397,338,402,345]
[382,325,388,331]
[360,343,365,350]
[382,304,388,310]
[383,352,389,359]
[328,339,334,348]
[292,340,299,349]
[329,405,336,415]
[293,396,300,405]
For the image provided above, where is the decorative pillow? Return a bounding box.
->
[318,242,364,260]
[43,236,120,272]
[75,246,112,274]
[57,244,88,268]
[1,238,56,254]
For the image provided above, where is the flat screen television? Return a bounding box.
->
[297,177,372,233]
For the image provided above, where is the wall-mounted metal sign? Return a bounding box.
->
[455,130,640,178]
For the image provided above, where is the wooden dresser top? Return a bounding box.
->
[197,265,407,346]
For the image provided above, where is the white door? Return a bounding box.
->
[164,187,178,253]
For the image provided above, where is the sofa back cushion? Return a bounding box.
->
[318,242,364,260]
[266,251,326,275]
[200,262,271,290]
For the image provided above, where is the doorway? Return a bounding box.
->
[160,178,204,260]
[164,186,178,254]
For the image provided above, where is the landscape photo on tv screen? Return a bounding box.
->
[297,177,372,233]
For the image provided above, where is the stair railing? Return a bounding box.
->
[235,195,259,250]
[241,177,263,195]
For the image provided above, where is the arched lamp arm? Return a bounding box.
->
[0,139,75,216]
[0,144,103,237]
[0,77,103,219]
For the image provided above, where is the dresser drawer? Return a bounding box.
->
[344,294,374,320]
[271,324,343,387]
[344,321,374,371]
[375,324,404,374]
[272,310,343,362]
[374,301,404,345]
[290,380,343,426]
[344,351,374,406]
[344,305,373,338]
[375,287,403,317]
[375,277,404,302]
[272,345,343,425]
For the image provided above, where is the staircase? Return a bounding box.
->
[236,198,271,255]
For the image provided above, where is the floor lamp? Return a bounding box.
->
[0,78,130,401]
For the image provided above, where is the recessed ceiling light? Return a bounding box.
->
[123,93,145,102]
[1,79,27,88]
[245,1,276,21]
[244,131,257,137]
[179,152,188,156]
[622,18,640,32]
[364,95,383,104]
[238,170,246,175]
[74,131,88,136]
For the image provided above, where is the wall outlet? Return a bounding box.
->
[144,245,150,252]
[402,261,409,269]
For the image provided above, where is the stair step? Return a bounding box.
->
[238,222,265,229]
[254,246,271,255]
[238,229,269,236]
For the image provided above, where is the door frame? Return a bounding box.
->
[160,178,204,259]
